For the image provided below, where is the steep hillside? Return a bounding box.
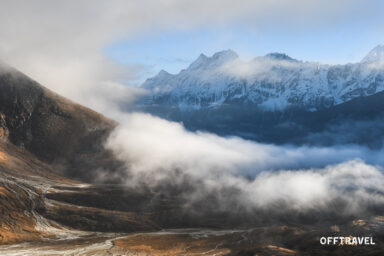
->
[0,64,123,182]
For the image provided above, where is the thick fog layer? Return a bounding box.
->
[105,113,384,216]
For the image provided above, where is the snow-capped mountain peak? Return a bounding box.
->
[211,49,238,61]
[157,69,171,77]
[264,52,297,62]
[361,45,384,63]
[187,49,238,70]
[188,53,208,70]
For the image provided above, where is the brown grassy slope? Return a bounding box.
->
[0,65,124,182]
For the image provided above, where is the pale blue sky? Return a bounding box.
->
[103,0,384,84]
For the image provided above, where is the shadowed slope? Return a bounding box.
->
[0,64,123,182]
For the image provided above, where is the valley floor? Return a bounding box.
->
[1,223,384,256]
[1,142,383,256]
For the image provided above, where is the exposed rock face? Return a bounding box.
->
[0,65,123,182]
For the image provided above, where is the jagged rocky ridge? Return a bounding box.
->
[141,45,384,111]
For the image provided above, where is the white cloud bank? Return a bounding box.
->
[106,113,384,213]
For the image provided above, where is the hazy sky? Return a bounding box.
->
[0,0,383,104]
[104,0,384,79]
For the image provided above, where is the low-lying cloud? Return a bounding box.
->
[105,113,384,217]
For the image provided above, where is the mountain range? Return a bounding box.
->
[135,45,384,147]
[141,45,384,111]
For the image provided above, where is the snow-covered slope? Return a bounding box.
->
[141,46,384,111]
